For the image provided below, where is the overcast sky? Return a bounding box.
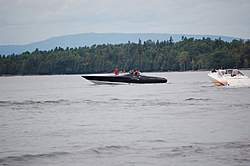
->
[0,0,249,45]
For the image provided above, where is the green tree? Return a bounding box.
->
[244,59,249,68]
[178,51,189,71]
[1,37,248,75]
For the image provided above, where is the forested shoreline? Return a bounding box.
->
[0,37,250,76]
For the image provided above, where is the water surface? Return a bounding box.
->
[1,71,250,166]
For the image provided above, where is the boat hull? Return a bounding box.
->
[82,74,167,84]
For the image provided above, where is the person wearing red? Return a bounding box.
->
[114,68,119,75]
[136,70,139,75]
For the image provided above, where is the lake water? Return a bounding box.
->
[1,71,250,166]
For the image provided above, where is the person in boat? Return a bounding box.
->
[136,70,140,75]
[211,68,216,73]
[231,67,238,77]
[114,68,119,75]
[219,67,226,75]
[231,67,244,76]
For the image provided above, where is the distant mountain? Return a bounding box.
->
[0,33,246,55]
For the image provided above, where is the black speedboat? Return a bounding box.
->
[82,73,167,84]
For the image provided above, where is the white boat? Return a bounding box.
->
[208,69,250,87]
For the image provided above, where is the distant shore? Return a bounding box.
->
[1,68,250,77]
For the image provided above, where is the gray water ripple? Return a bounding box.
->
[1,72,250,166]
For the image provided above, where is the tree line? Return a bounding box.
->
[0,36,250,75]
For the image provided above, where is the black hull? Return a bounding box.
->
[82,74,167,84]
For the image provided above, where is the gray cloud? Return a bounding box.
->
[0,0,249,45]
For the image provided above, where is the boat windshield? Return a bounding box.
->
[226,69,233,74]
